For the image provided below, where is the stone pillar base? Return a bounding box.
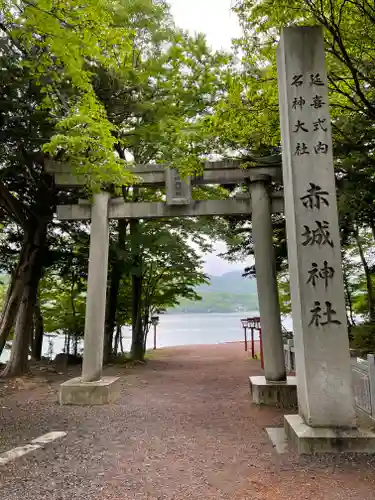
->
[285,414,375,454]
[249,375,297,408]
[59,376,121,405]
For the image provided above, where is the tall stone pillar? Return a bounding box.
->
[250,175,286,382]
[60,191,121,405]
[82,191,110,382]
[275,26,375,453]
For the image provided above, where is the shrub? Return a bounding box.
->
[350,322,375,357]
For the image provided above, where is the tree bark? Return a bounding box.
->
[370,221,375,243]
[0,246,32,356]
[2,222,46,377]
[142,315,150,354]
[354,226,375,322]
[104,220,127,364]
[114,324,121,356]
[2,280,35,376]
[130,217,144,361]
[119,328,124,354]
[131,272,144,361]
[32,294,44,361]
[0,171,54,359]
[66,331,71,356]
[343,269,355,329]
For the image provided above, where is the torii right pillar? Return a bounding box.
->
[277,26,375,453]
[249,173,298,409]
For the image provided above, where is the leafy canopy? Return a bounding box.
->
[0,0,171,187]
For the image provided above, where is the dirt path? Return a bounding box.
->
[0,343,375,499]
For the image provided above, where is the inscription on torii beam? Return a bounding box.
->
[166,168,191,206]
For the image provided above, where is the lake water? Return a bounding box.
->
[0,312,293,363]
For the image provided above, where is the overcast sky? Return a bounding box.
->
[167,0,247,276]
[169,0,242,51]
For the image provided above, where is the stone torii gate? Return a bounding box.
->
[46,158,294,406]
[46,25,375,455]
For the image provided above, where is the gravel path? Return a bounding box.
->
[1,343,375,499]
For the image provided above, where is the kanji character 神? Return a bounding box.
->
[319,260,335,288]
[306,261,335,288]
[292,96,306,110]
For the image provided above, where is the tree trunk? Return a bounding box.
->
[130,217,144,361]
[32,294,44,361]
[104,268,120,362]
[370,221,375,243]
[0,245,32,356]
[2,292,30,376]
[119,329,124,354]
[343,269,355,330]
[114,324,121,356]
[66,331,71,356]
[142,321,149,353]
[2,223,46,377]
[131,272,144,361]
[73,335,78,358]
[0,170,54,358]
[104,220,127,364]
[354,226,375,322]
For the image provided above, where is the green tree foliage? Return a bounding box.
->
[234,0,375,118]
[171,291,258,314]
[278,273,292,316]
[40,274,86,353]
[89,8,234,360]
[112,214,227,361]
[0,0,234,374]
[1,0,150,186]
[208,1,375,340]
[0,45,56,374]
[117,223,208,356]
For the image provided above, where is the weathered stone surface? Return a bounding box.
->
[266,427,289,454]
[45,158,282,187]
[249,375,297,408]
[352,365,372,415]
[285,414,375,454]
[249,177,286,383]
[368,354,375,416]
[166,168,191,205]
[59,377,121,405]
[356,407,375,431]
[82,192,110,383]
[56,196,285,220]
[277,26,356,428]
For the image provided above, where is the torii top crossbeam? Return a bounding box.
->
[46,156,284,220]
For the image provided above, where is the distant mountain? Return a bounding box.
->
[169,271,258,314]
[197,270,257,295]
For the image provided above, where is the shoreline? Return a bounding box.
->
[150,340,260,351]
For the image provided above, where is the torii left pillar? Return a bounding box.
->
[59,191,121,405]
